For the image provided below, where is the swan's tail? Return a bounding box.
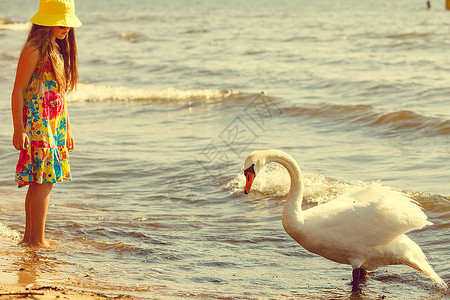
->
[410,258,447,288]
[401,236,447,288]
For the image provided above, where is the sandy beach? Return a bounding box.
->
[0,240,132,300]
[0,268,130,300]
[0,283,118,300]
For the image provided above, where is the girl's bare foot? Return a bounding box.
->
[36,240,51,248]
[26,239,51,248]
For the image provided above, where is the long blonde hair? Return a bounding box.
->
[24,24,79,93]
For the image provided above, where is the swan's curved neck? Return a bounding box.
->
[264,150,304,226]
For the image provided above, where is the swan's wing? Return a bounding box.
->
[305,184,432,247]
[333,183,394,204]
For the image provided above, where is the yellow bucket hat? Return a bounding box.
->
[30,0,82,28]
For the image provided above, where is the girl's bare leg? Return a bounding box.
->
[28,182,53,247]
[20,183,35,244]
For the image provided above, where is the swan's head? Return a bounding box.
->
[243,151,266,194]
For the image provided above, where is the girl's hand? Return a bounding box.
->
[66,128,75,152]
[12,131,29,151]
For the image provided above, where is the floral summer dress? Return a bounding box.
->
[15,54,71,187]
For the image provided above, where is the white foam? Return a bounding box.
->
[67,83,239,103]
[227,163,369,204]
[0,22,30,31]
[0,223,20,242]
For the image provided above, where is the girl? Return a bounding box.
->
[11,0,82,247]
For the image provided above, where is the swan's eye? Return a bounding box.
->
[244,164,255,177]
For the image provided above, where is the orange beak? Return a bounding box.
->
[244,164,255,194]
[244,172,254,194]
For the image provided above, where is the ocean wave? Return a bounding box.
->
[0,19,29,31]
[227,164,450,212]
[0,50,16,61]
[282,103,450,137]
[67,83,240,103]
[0,18,11,24]
[226,163,369,205]
[0,223,20,242]
[385,32,433,39]
[117,32,146,43]
[183,29,208,34]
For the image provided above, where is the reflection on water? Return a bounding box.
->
[0,243,66,288]
[16,248,40,286]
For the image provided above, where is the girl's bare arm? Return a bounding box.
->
[11,45,39,150]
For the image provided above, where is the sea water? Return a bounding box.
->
[0,0,449,298]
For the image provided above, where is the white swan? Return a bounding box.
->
[243,149,447,290]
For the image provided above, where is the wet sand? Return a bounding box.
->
[0,283,117,300]
[0,240,133,300]
[0,269,132,299]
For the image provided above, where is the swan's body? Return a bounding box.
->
[243,149,447,289]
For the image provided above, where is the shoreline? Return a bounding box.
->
[0,270,133,299]
[0,283,123,300]
[0,240,134,300]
